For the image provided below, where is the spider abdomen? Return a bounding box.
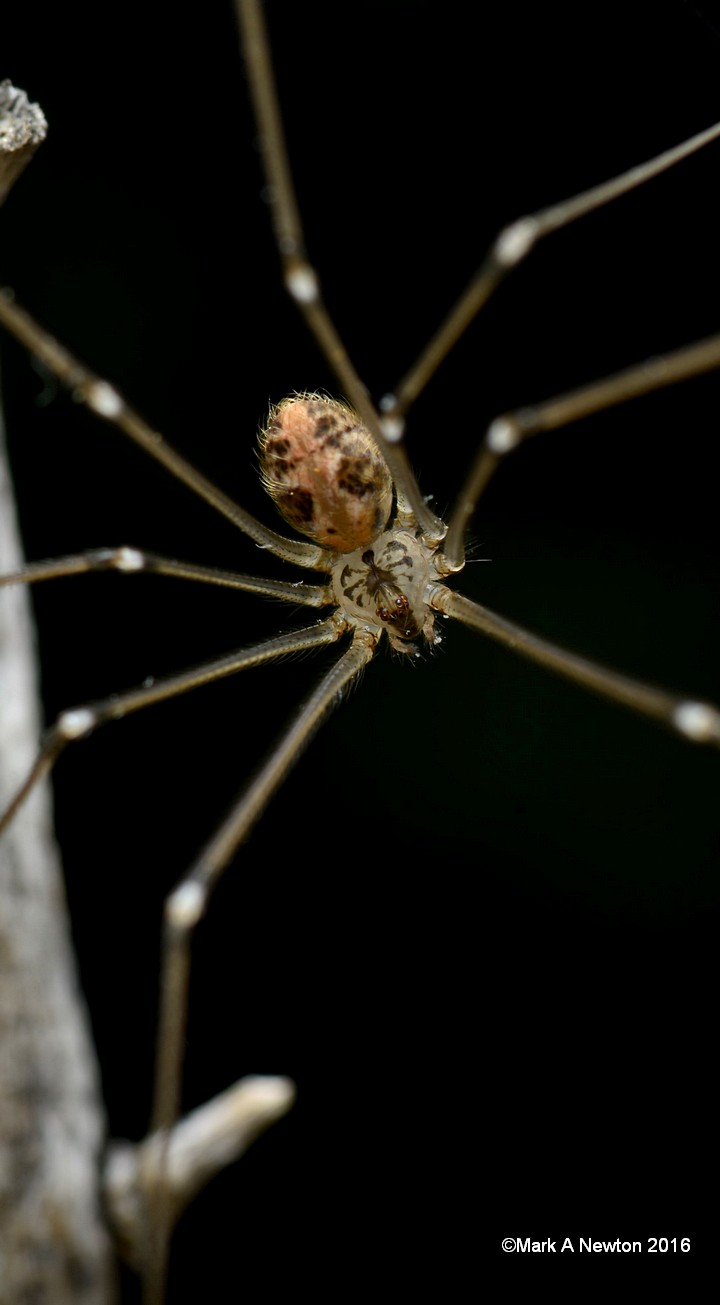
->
[259,394,393,552]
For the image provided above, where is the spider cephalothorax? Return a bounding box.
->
[332,535,439,652]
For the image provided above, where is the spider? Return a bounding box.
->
[2,1,720,1298]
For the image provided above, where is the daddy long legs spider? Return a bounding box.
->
[2,0,720,1297]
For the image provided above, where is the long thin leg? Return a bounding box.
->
[234,0,445,542]
[144,626,377,1305]
[433,586,720,746]
[441,331,720,571]
[0,545,332,605]
[383,121,720,421]
[0,291,324,569]
[0,617,344,835]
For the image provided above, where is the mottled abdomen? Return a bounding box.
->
[259,394,393,553]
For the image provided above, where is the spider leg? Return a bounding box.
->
[234,0,444,541]
[433,586,720,746]
[442,332,720,571]
[144,624,377,1304]
[0,292,325,569]
[0,546,332,605]
[384,121,720,419]
[0,618,343,836]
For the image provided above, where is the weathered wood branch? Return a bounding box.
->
[0,79,115,1305]
[104,1075,296,1270]
[0,81,47,205]
[0,84,295,1305]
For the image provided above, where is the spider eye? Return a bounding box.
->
[376,593,420,639]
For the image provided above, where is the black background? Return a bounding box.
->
[2,0,720,1294]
